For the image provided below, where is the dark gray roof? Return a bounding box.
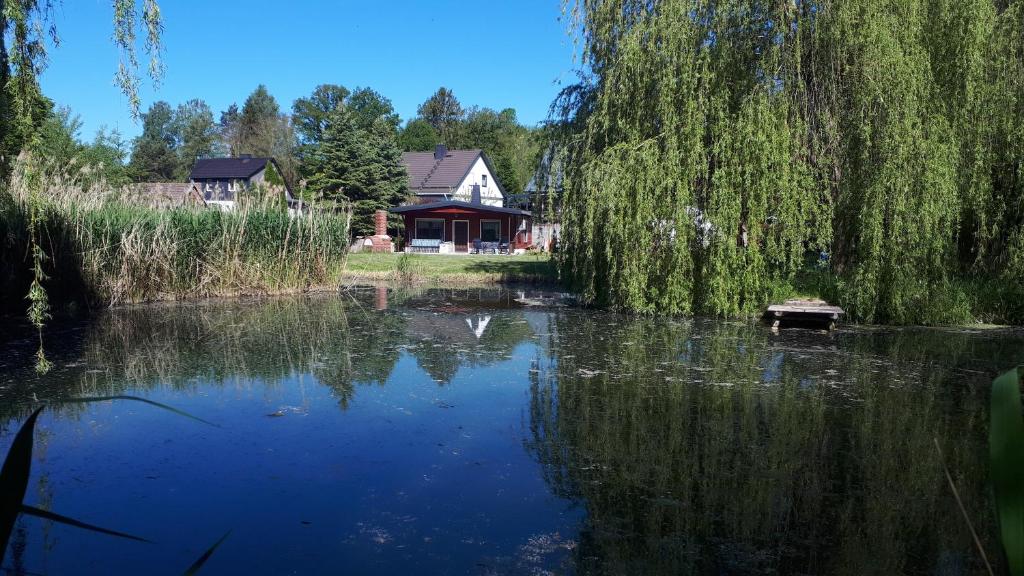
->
[190,157,271,179]
[390,200,530,217]
[402,149,484,192]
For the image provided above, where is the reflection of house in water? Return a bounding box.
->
[348,286,554,385]
[466,315,491,339]
[402,309,535,385]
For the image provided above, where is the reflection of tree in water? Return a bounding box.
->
[309,301,408,409]
[528,313,1016,575]
[0,288,541,421]
[395,287,537,385]
[404,313,534,384]
[0,296,409,421]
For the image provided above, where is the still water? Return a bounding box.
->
[0,287,1021,575]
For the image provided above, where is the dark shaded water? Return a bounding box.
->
[0,287,1021,575]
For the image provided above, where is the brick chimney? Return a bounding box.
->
[367,209,394,253]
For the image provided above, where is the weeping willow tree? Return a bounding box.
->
[556,0,1024,324]
[1,0,164,371]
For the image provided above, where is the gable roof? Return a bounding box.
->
[189,157,272,180]
[401,149,506,198]
[390,199,530,217]
[127,182,205,208]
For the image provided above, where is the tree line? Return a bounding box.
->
[5,79,544,237]
[554,0,1024,325]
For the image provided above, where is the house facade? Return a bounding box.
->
[402,145,504,206]
[391,200,532,252]
[188,156,298,211]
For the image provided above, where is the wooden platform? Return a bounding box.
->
[765,299,844,330]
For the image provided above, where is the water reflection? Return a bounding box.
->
[0,289,1020,575]
[0,287,545,417]
[529,315,1016,575]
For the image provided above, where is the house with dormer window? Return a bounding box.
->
[401,145,505,206]
[188,156,299,211]
[393,145,532,252]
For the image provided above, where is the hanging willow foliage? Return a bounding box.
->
[556,0,1024,324]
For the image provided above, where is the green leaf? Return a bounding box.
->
[19,504,150,543]
[56,396,219,427]
[990,366,1024,575]
[0,408,43,566]
[183,531,231,575]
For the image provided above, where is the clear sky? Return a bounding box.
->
[39,0,578,142]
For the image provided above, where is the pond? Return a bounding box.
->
[0,287,1021,575]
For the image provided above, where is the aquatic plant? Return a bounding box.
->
[990,367,1024,575]
[0,397,225,572]
[395,251,417,283]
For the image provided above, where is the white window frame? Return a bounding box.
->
[482,175,488,188]
[480,219,501,243]
[415,218,445,241]
[228,179,237,193]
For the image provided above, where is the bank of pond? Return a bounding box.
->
[0,287,1020,574]
[4,178,1024,328]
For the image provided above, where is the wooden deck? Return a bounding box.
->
[765,299,845,330]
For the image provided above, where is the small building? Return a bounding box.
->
[127,182,206,209]
[188,156,300,211]
[391,199,532,253]
[402,145,505,207]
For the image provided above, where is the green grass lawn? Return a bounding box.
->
[343,252,559,286]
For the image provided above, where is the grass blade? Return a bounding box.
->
[19,505,150,543]
[935,438,995,575]
[991,366,1024,575]
[183,531,231,575]
[56,396,219,427]
[0,408,43,566]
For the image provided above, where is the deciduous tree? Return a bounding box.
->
[128,100,177,182]
[417,87,463,145]
[398,119,439,152]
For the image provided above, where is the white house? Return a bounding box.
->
[401,145,505,207]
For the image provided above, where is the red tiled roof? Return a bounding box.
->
[390,200,530,217]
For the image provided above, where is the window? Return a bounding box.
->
[228,179,236,193]
[415,219,444,240]
[481,220,501,242]
[482,175,488,188]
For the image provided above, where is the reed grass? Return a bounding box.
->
[0,160,351,309]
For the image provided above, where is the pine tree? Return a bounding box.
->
[306,107,407,237]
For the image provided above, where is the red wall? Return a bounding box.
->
[399,207,532,250]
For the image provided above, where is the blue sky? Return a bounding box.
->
[39,0,578,142]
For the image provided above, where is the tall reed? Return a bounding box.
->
[1,158,351,308]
